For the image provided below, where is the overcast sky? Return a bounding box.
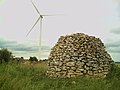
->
[0,0,120,61]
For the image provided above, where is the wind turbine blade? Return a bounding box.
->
[26,17,40,36]
[42,14,64,16]
[31,0,40,14]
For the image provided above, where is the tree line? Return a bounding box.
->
[0,48,38,64]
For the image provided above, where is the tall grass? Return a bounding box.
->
[0,62,120,90]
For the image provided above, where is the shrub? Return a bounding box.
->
[106,64,120,80]
[29,56,38,62]
[0,48,12,63]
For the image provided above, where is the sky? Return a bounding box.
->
[0,0,120,61]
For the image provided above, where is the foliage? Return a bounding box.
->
[0,48,12,63]
[106,64,120,80]
[0,62,120,90]
[29,56,38,62]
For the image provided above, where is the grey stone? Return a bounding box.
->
[66,62,75,67]
[46,33,114,78]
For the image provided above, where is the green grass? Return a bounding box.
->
[0,62,120,90]
[116,64,120,68]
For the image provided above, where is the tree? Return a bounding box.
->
[29,57,33,61]
[0,50,2,63]
[29,56,38,62]
[0,48,12,63]
[33,57,38,62]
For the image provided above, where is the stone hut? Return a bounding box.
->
[46,33,114,78]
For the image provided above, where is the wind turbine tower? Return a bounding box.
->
[27,0,59,60]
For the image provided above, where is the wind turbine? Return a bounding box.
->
[26,0,60,60]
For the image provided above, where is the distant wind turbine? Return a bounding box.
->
[26,0,61,60]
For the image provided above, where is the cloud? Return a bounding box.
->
[0,38,17,47]
[105,40,120,52]
[110,28,120,34]
[0,38,51,58]
[104,40,120,62]
[105,41,120,48]
[107,47,120,53]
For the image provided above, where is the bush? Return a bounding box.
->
[0,48,12,63]
[29,56,38,62]
[106,64,120,80]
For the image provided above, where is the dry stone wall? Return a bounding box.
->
[46,33,114,78]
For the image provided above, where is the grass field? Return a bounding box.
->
[116,63,120,68]
[0,61,120,90]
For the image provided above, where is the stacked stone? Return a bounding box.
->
[46,33,114,78]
